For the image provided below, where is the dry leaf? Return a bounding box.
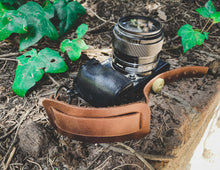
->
[157,9,167,21]
[145,3,160,13]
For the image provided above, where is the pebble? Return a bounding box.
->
[18,120,51,158]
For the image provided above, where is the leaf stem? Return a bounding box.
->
[46,73,60,86]
[205,21,214,32]
[201,18,210,33]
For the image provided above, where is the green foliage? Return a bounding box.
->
[203,32,209,40]
[210,12,220,23]
[42,0,55,19]
[178,0,219,53]
[0,0,86,51]
[60,24,88,61]
[0,1,88,97]
[0,0,14,5]
[76,23,88,39]
[0,3,15,17]
[0,0,23,6]
[177,24,208,53]
[196,0,216,18]
[53,0,86,35]
[13,48,68,97]
[196,0,220,24]
[0,10,27,41]
[18,1,59,51]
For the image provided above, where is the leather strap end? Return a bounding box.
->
[42,99,151,143]
[143,66,209,103]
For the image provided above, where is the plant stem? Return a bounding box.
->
[201,19,210,33]
[205,21,214,32]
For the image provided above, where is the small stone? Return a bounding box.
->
[208,59,220,76]
[18,120,50,158]
[152,78,165,93]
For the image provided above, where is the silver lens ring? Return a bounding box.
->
[112,15,164,75]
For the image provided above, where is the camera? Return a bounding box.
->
[74,15,170,107]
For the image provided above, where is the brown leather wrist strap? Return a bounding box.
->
[42,66,209,143]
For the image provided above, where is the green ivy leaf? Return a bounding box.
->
[0,10,27,41]
[0,0,23,6]
[76,23,88,39]
[0,0,15,5]
[177,24,206,53]
[177,24,196,53]
[53,0,86,35]
[0,2,15,17]
[38,48,68,73]
[60,38,88,61]
[203,32,209,40]
[12,48,68,97]
[12,49,44,97]
[18,1,59,51]
[196,0,216,18]
[210,12,220,23]
[194,31,205,45]
[42,0,54,19]
[60,39,71,53]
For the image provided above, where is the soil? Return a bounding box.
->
[0,0,220,170]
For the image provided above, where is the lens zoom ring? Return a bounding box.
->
[113,33,163,57]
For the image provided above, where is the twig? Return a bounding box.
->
[116,142,155,170]
[27,159,42,170]
[86,144,111,170]
[3,147,16,170]
[0,60,7,71]
[195,50,220,59]
[87,21,110,33]
[205,21,214,32]
[0,52,21,58]
[0,58,18,62]
[84,7,116,25]
[83,48,112,55]
[201,19,210,33]
[39,90,56,97]
[1,106,35,168]
[94,155,112,170]
[164,35,180,45]
[0,124,19,140]
[46,74,60,86]
[100,144,174,161]
[112,163,144,170]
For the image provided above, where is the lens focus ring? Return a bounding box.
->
[113,30,163,57]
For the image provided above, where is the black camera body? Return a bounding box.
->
[74,15,170,107]
[75,58,170,107]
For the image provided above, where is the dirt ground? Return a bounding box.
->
[0,0,220,169]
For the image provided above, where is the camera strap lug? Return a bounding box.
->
[54,85,78,104]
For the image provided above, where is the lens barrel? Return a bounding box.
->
[112,15,164,75]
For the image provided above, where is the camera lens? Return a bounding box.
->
[112,15,164,75]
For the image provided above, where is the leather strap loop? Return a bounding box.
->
[143,66,209,103]
[42,66,209,143]
[43,99,150,143]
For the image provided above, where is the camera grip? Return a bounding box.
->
[75,59,133,107]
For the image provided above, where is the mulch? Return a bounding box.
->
[0,0,220,169]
